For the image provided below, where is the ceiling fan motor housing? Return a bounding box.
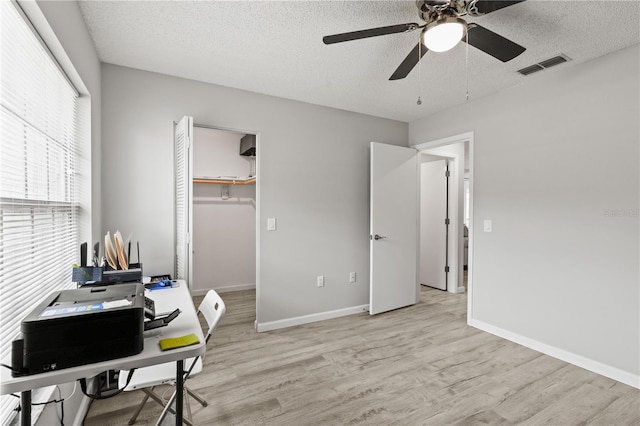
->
[417,0,468,23]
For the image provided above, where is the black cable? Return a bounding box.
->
[1,363,20,374]
[31,398,64,406]
[9,391,66,425]
[57,385,65,426]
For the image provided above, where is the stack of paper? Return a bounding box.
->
[105,230,131,270]
[113,231,129,270]
[104,231,117,269]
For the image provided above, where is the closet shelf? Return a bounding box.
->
[193,177,256,185]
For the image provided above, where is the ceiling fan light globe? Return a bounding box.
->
[423,18,466,52]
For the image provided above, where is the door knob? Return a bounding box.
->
[374,234,387,240]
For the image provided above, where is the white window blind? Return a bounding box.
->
[1,2,81,424]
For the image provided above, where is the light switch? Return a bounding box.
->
[267,217,277,231]
[483,219,492,233]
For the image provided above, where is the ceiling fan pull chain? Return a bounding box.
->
[465,29,469,101]
[417,41,423,106]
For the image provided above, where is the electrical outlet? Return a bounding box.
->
[349,272,356,283]
[317,275,324,287]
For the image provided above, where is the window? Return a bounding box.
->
[0,2,88,424]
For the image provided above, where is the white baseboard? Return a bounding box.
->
[469,318,640,389]
[257,304,369,332]
[190,283,255,296]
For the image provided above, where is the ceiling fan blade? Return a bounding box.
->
[464,24,525,62]
[471,0,525,15]
[323,23,420,45]
[389,43,428,81]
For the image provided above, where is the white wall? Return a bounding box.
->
[192,127,256,294]
[409,45,640,385]
[193,127,253,179]
[101,64,408,327]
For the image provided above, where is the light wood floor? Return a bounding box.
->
[85,287,639,425]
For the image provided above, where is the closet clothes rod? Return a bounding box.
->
[193,177,256,185]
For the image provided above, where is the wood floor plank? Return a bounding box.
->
[84,287,639,425]
[493,364,607,423]
[520,383,620,425]
[587,392,640,425]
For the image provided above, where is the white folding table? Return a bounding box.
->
[0,280,204,426]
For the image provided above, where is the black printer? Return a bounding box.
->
[14,283,145,376]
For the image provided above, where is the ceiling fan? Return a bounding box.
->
[323,0,527,80]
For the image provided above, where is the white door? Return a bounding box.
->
[369,142,419,315]
[175,116,193,286]
[420,159,448,290]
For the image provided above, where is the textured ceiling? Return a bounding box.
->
[78,0,640,123]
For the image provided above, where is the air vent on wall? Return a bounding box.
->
[517,54,571,76]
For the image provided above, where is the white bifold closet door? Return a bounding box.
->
[175,116,193,286]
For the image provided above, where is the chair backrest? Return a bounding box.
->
[198,289,226,343]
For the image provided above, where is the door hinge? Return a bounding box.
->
[445,170,450,178]
[445,218,450,225]
[445,266,450,273]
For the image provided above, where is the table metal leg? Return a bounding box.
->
[20,390,31,426]
[175,359,184,426]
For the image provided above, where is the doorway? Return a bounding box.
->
[419,154,450,291]
[174,117,260,309]
[191,126,257,295]
[368,135,472,315]
[414,132,473,298]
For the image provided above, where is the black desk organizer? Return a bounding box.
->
[73,263,142,286]
[102,262,143,284]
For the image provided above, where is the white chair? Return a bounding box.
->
[119,290,226,425]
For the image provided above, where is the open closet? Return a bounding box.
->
[192,126,256,294]
[174,116,257,295]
